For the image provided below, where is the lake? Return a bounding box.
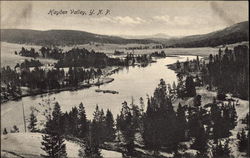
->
[1,56,197,132]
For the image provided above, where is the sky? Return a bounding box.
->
[1,1,248,37]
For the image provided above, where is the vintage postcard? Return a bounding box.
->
[1,1,249,158]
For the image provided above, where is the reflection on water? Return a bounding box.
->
[1,56,196,132]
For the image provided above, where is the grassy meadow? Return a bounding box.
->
[1,41,227,68]
[1,42,56,68]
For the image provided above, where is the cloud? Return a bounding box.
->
[153,15,170,23]
[92,16,146,25]
[115,16,146,25]
[152,15,191,25]
[173,16,190,25]
[152,15,209,26]
[92,15,207,29]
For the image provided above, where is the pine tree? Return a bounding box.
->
[212,140,231,158]
[143,97,160,150]
[221,105,231,137]
[28,107,38,132]
[122,111,135,155]
[105,109,116,142]
[131,104,141,130]
[191,125,208,154]
[138,97,145,135]
[139,97,145,113]
[176,103,187,141]
[230,105,238,129]
[185,76,196,97]
[237,129,248,153]
[78,102,88,138]
[116,114,122,142]
[92,105,106,144]
[68,107,79,136]
[118,102,136,156]
[80,121,102,158]
[41,134,67,158]
[41,102,67,158]
[3,128,8,135]
[82,134,102,158]
[61,112,70,135]
[188,109,201,138]
[177,73,185,98]
[51,102,64,134]
[193,95,201,107]
[210,104,223,141]
[176,60,181,69]
[143,79,178,151]
[11,125,19,133]
[93,105,101,121]
[196,55,200,70]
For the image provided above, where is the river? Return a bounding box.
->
[1,56,197,132]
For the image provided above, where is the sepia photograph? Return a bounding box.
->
[0,1,249,158]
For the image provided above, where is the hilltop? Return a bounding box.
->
[1,21,248,47]
[0,29,155,46]
[160,21,249,47]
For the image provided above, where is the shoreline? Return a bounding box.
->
[165,63,181,73]
[1,77,114,104]
[1,66,123,104]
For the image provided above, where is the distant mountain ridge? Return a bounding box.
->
[160,21,249,47]
[0,29,155,46]
[120,33,173,39]
[1,21,249,47]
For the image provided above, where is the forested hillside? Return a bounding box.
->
[162,21,249,47]
[1,29,155,46]
[1,21,248,47]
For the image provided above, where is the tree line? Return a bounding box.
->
[202,45,249,100]
[18,78,244,157]
[17,47,39,58]
[16,46,153,68]
[19,67,102,90]
[173,45,249,100]
[28,100,116,157]
[150,51,166,58]
[1,63,102,100]
[15,59,43,68]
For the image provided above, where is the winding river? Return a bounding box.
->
[1,56,196,132]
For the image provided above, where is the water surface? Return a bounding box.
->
[1,56,196,132]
